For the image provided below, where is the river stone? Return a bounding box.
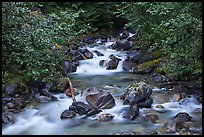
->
[86,91,116,109]
[69,101,92,115]
[98,113,114,121]
[106,56,121,70]
[2,111,16,124]
[126,50,141,63]
[162,112,191,133]
[114,39,132,50]
[60,110,76,119]
[122,82,153,105]
[99,60,106,67]
[49,78,69,93]
[122,59,135,71]
[143,113,159,123]
[112,131,139,135]
[172,93,186,102]
[121,104,139,120]
[94,50,104,56]
[137,97,153,108]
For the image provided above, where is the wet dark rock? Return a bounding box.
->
[60,110,76,119]
[144,113,159,123]
[98,113,114,121]
[41,89,58,101]
[106,56,121,70]
[99,60,106,67]
[6,102,15,109]
[112,131,139,135]
[122,82,153,105]
[121,104,139,120]
[114,39,132,50]
[138,52,153,64]
[120,30,129,40]
[150,131,158,135]
[126,50,141,63]
[36,95,52,103]
[49,78,69,93]
[162,112,191,133]
[2,111,16,124]
[122,59,135,71]
[150,73,171,83]
[86,109,102,116]
[63,61,77,75]
[79,48,93,59]
[12,97,26,109]
[5,84,18,95]
[172,93,186,102]
[137,97,153,108]
[94,50,104,56]
[86,88,115,109]
[28,81,46,91]
[69,101,92,115]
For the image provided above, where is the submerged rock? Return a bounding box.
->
[143,113,159,123]
[98,113,114,121]
[112,131,140,135]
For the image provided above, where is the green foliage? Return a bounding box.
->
[2,2,91,84]
[117,2,202,81]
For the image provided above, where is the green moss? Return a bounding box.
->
[138,58,161,70]
[151,49,162,59]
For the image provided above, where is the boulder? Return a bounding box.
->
[86,88,116,109]
[114,39,132,50]
[49,78,69,93]
[126,50,141,63]
[68,101,101,116]
[120,104,139,120]
[60,110,76,119]
[162,112,191,133]
[94,50,104,56]
[143,113,159,123]
[122,82,153,105]
[122,59,135,71]
[137,97,153,108]
[78,48,93,59]
[69,101,92,115]
[63,61,77,75]
[106,56,121,70]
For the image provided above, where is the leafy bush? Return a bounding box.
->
[116,2,202,81]
[2,2,91,84]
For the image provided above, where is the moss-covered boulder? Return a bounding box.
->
[121,82,153,105]
[151,49,163,59]
[49,77,69,93]
[133,58,161,74]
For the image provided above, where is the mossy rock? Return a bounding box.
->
[49,77,70,93]
[151,49,163,59]
[133,58,161,74]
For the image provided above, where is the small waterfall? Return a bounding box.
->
[72,39,126,75]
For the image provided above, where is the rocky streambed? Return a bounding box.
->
[2,30,202,135]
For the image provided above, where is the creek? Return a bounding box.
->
[2,34,202,135]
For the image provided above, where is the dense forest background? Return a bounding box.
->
[2,2,202,85]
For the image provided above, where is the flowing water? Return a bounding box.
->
[2,36,202,135]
